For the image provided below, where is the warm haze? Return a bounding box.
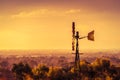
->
[0,0,120,50]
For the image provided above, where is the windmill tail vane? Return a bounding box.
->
[87,30,94,41]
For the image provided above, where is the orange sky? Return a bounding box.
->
[0,0,120,50]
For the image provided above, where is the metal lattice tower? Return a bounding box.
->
[75,31,80,72]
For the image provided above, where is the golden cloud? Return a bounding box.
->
[65,9,81,14]
[11,9,81,18]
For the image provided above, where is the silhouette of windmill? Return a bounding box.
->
[72,22,94,77]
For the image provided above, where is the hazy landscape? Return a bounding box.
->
[0,50,120,80]
[1,49,120,66]
[1,0,120,79]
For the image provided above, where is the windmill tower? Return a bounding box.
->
[72,22,94,77]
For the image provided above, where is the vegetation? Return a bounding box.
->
[11,58,120,80]
[12,62,32,80]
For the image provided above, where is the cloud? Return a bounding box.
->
[65,9,81,14]
[1,0,120,14]
[11,9,50,18]
[11,9,81,18]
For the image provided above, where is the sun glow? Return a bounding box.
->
[0,0,120,50]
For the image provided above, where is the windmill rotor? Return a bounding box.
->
[71,22,95,52]
[72,22,75,51]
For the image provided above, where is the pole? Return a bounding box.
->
[74,31,80,79]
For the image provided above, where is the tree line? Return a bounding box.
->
[12,58,120,80]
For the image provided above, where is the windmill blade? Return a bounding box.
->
[72,22,75,51]
[72,22,75,38]
[72,38,75,51]
[87,30,94,41]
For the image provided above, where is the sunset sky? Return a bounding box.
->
[0,0,120,50]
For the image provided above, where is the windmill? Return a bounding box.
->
[72,22,94,77]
